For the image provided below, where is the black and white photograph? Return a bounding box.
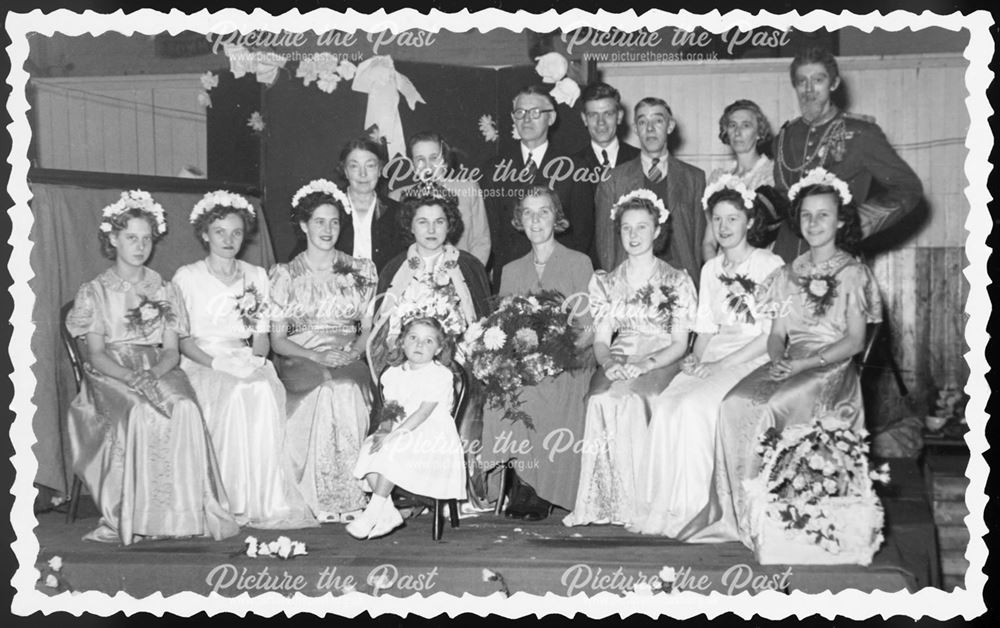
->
[5,7,991,619]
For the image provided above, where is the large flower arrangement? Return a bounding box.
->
[744,412,890,565]
[460,291,580,429]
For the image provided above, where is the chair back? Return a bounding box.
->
[59,301,86,390]
[856,321,881,378]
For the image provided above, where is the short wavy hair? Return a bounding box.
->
[704,187,769,249]
[511,185,569,233]
[580,82,623,111]
[192,204,258,249]
[717,99,773,154]
[289,190,349,237]
[790,183,862,256]
[98,208,165,260]
[398,185,465,246]
[789,47,840,86]
[385,316,455,368]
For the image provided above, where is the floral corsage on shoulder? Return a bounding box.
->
[798,273,839,317]
[332,259,375,291]
[125,294,176,335]
[718,273,759,324]
[233,283,263,330]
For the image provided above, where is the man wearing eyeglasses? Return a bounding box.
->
[570,82,641,266]
[481,85,595,291]
[594,97,708,288]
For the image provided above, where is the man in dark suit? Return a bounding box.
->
[570,82,641,266]
[594,97,709,288]
[481,85,595,290]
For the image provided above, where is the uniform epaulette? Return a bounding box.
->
[843,112,876,125]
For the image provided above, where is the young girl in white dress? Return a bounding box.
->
[350,317,467,539]
[173,190,316,529]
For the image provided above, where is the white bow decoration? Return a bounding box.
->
[351,55,425,158]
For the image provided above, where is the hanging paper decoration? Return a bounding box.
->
[351,55,425,158]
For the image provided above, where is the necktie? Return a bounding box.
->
[601,149,610,167]
[526,153,539,180]
[647,157,663,183]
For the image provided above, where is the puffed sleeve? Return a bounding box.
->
[843,262,883,325]
[268,263,291,314]
[671,269,698,334]
[693,262,719,335]
[587,271,612,329]
[162,280,190,337]
[65,281,103,338]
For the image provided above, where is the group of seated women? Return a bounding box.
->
[66,162,880,550]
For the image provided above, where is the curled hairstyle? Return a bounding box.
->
[192,204,258,248]
[705,188,769,249]
[385,316,455,368]
[511,185,569,233]
[790,184,862,256]
[789,47,840,86]
[580,82,623,111]
[290,191,348,236]
[398,185,465,246]
[717,99,773,154]
[613,196,663,233]
[99,208,165,260]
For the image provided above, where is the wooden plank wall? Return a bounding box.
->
[32,74,207,177]
[604,54,971,423]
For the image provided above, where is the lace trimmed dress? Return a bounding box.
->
[629,248,784,538]
[269,251,377,518]
[66,267,239,545]
[691,250,883,546]
[563,259,697,527]
[173,260,316,529]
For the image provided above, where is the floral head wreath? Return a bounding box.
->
[291,179,352,215]
[610,189,668,224]
[189,190,255,224]
[404,180,459,208]
[99,190,167,235]
[787,167,853,205]
[701,174,756,211]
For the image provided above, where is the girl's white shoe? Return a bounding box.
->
[345,495,386,539]
[367,505,404,539]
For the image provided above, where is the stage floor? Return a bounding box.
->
[31,459,938,598]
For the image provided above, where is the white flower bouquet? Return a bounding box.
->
[743,413,890,565]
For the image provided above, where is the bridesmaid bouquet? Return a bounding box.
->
[744,411,889,565]
[460,291,580,429]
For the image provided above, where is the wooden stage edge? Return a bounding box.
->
[32,459,942,598]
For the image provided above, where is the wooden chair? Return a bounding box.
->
[373,361,469,541]
[59,301,86,523]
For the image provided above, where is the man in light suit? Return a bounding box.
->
[570,82,641,266]
[594,97,710,288]
[481,85,595,291]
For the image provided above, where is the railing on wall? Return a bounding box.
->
[31,74,208,178]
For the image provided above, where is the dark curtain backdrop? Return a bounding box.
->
[29,183,272,492]
[262,62,590,262]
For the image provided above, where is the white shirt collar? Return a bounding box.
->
[521,141,548,168]
[592,139,620,166]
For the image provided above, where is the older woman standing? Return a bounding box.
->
[479,185,595,519]
[563,192,697,528]
[336,137,406,273]
[270,180,377,523]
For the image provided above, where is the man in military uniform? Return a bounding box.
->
[772,48,923,262]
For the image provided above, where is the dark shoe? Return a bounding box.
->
[520,510,548,522]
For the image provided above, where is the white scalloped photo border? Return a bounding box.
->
[6,8,991,620]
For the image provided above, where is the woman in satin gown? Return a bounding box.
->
[694,173,882,547]
[563,193,697,528]
[479,185,595,517]
[65,191,239,545]
[269,180,377,523]
[174,191,316,529]
[629,180,783,538]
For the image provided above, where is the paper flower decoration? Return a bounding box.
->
[197,91,212,108]
[338,59,357,80]
[200,71,219,91]
[534,52,569,84]
[550,77,581,108]
[478,114,498,143]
